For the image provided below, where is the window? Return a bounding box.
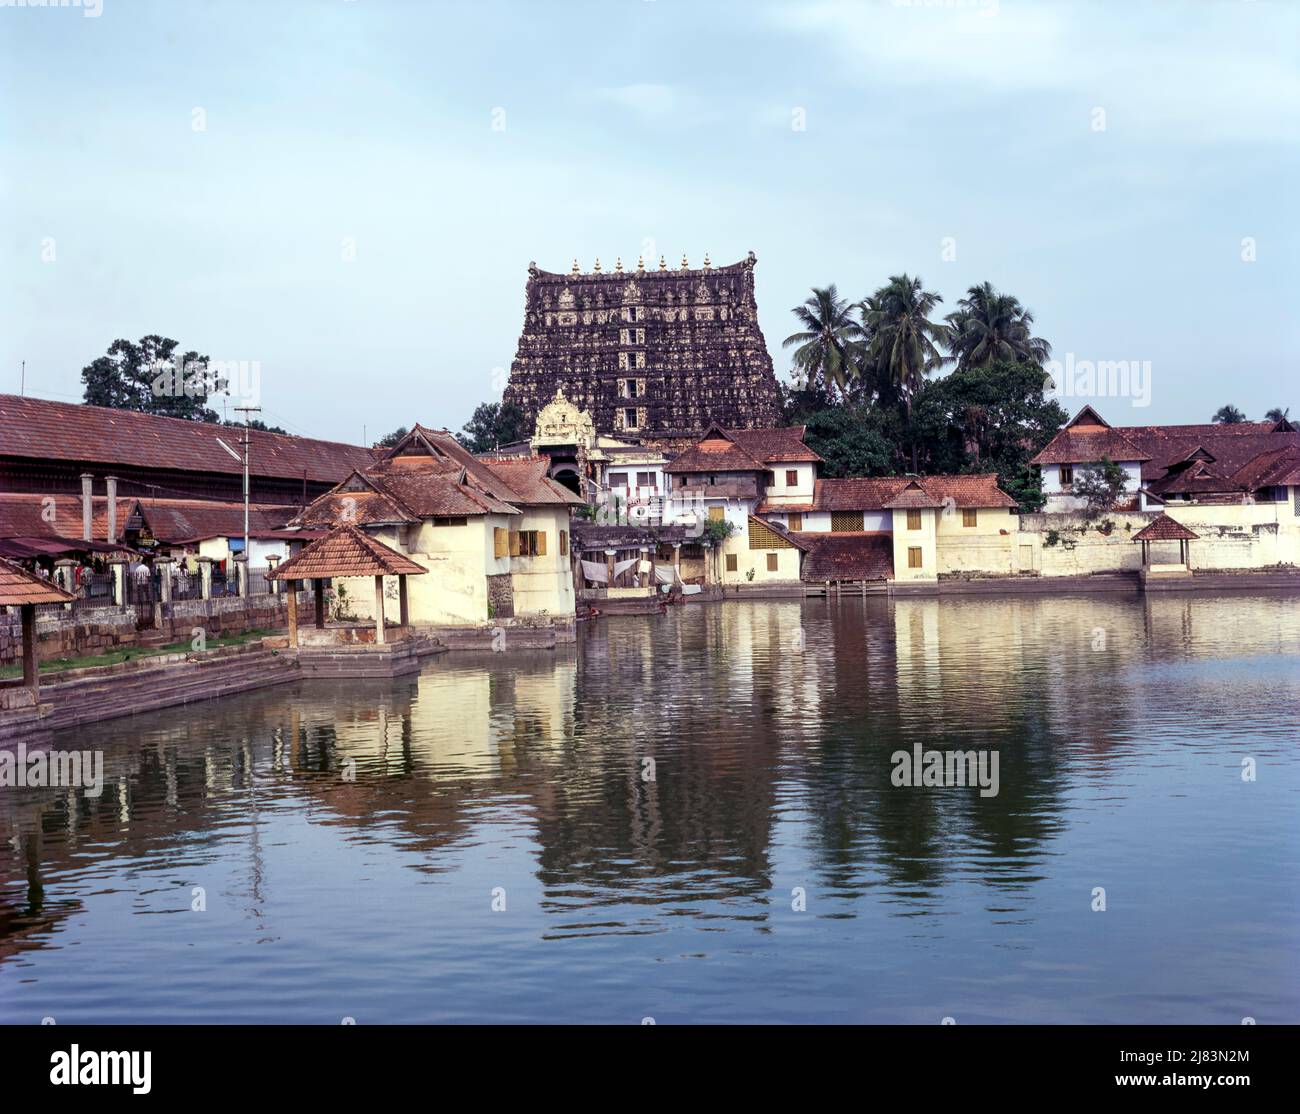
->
[625,378,640,398]
[508,530,520,557]
[623,408,638,430]
[517,530,547,557]
[626,306,640,322]
[609,471,629,489]
[559,529,568,556]
[787,513,803,532]
[785,469,798,487]
[493,527,508,559]
[725,553,738,572]
[1059,464,1074,485]
[906,509,922,530]
[636,471,655,488]
[436,516,468,527]
[962,508,978,528]
[831,511,864,532]
[766,553,779,572]
[708,506,725,523]
[908,546,923,569]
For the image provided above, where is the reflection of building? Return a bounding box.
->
[503,254,783,439]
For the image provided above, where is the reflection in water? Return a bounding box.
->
[1,594,1298,1023]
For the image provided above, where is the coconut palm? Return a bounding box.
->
[1265,407,1291,424]
[782,285,865,399]
[1213,404,1247,424]
[860,275,947,471]
[944,281,1052,370]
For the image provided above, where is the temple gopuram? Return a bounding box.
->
[503,252,783,444]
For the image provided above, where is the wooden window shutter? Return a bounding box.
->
[494,527,507,559]
[559,530,568,556]
[708,506,725,523]
[725,553,738,572]
[785,469,798,487]
[908,546,923,569]
[509,530,520,557]
[788,513,803,532]
[907,509,922,530]
[962,508,978,527]
[766,553,778,572]
[536,531,547,556]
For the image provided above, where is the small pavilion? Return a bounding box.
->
[0,558,75,703]
[1132,513,1200,571]
[266,524,426,647]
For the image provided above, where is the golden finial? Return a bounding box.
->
[593,257,602,274]
[615,256,623,273]
[571,258,579,276]
[680,253,689,270]
[658,255,667,271]
[703,252,711,270]
[637,255,645,272]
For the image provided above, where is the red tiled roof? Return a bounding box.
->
[810,473,1016,511]
[0,494,135,541]
[883,481,945,509]
[138,499,296,543]
[0,557,75,605]
[267,524,427,580]
[0,394,375,482]
[795,533,894,582]
[665,425,819,473]
[1132,514,1199,542]
[1031,428,1151,466]
[481,456,586,505]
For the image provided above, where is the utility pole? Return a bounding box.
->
[234,405,261,563]
[20,361,25,397]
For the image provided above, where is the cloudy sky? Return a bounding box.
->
[2,0,1296,444]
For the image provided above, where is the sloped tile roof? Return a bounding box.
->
[481,456,586,505]
[0,494,136,540]
[267,524,427,580]
[0,557,75,605]
[883,481,945,510]
[727,426,822,464]
[807,474,1016,512]
[1132,514,1199,542]
[795,533,894,582]
[1031,427,1151,466]
[665,425,819,473]
[0,394,375,481]
[138,499,296,543]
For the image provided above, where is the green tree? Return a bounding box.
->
[782,285,866,399]
[1072,455,1129,517]
[944,281,1052,370]
[860,274,947,470]
[1212,404,1247,424]
[81,335,221,421]
[376,426,409,448]
[460,401,528,453]
[1265,407,1291,424]
[799,405,900,478]
[225,418,287,435]
[910,361,1068,511]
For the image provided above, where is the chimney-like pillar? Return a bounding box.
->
[105,475,118,543]
[81,473,94,542]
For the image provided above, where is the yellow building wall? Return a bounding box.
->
[509,506,576,617]
[891,507,938,582]
[935,506,1019,575]
[718,529,802,584]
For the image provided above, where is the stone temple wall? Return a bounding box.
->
[504,253,783,438]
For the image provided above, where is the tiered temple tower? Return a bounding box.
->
[503,252,783,441]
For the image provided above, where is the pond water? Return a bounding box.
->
[2,593,1298,1024]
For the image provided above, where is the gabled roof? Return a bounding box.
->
[1132,514,1199,542]
[0,557,75,605]
[0,494,137,541]
[267,524,427,580]
[137,498,296,543]
[0,394,375,482]
[665,424,820,473]
[882,480,945,510]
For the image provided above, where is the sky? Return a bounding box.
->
[2,0,1297,446]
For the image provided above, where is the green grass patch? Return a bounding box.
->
[0,628,276,679]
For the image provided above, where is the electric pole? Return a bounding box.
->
[234,405,261,565]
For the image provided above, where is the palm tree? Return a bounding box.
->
[1212,404,1247,424]
[860,275,947,469]
[944,281,1052,370]
[1265,407,1291,424]
[782,285,865,399]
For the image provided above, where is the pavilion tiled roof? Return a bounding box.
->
[0,557,75,605]
[0,394,375,482]
[1132,514,1199,542]
[795,533,894,582]
[882,481,945,510]
[267,525,427,580]
[665,425,820,473]
[727,426,822,464]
